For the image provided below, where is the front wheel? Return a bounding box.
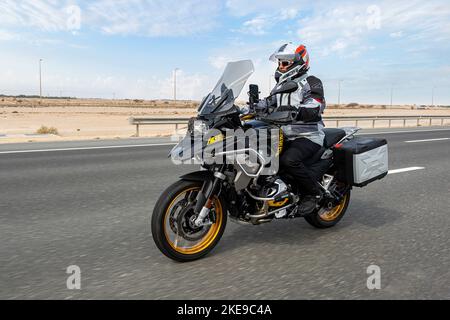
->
[151,180,227,262]
[304,190,351,229]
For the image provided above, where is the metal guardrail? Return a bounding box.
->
[321,115,450,130]
[129,115,450,137]
[128,118,191,137]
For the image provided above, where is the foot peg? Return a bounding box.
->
[298,194,323,215]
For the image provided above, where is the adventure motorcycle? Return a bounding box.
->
[151,60,389,262]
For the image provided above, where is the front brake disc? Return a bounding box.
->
[172,202,211,242]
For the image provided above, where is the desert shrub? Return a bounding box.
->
[381,105,387,109]
[36,126,59,135]
[345,103,359,108]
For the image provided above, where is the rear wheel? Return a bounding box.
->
[304,191,351,229]
[151,180,227,262]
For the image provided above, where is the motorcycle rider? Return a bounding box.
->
[256,43,326,214]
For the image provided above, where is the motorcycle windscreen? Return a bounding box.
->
[199,60,254,116]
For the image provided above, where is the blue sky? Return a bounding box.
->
[0,0,449,105]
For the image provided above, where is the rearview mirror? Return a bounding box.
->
[270,81,298,96]
[248,84,260,104]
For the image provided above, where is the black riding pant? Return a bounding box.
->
[280,138,321,195]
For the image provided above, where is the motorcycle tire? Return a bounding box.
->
[151,180,227,262]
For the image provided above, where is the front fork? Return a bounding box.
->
[193,166,227,227]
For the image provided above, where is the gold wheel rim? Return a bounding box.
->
[163,187,223,255]
[319,194,348,222]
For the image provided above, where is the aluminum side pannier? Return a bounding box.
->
[334,137,388,187]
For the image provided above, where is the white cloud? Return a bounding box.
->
[331,39,348,52]
[296,0,450,58]
[0,65,211,100]
[63,71,211,100]
[207,41,283,97]
[208,56,231,70]
[0,0,449,104]
[0,30,16,41]
[239,16,270,35]
[207,41,274,70]
[87,0,222,37]
[0,0,71,32]
[280,8,298,20]
[229,0,302,36]
[380,1,450,41]
[0,0,222,37]
[390,31,403,38]
[226,0,304,17]
[297,4,373,56]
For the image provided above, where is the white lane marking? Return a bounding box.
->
[405,137,450,143]
[359,128,450,135]
[0,127,449,155]
[0,143,177,155]
[388,167,425,175]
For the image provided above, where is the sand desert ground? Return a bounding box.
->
[0,97,449,143]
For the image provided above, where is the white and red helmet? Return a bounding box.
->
[270,43,310,81]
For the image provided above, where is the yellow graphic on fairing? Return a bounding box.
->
[207,134,224,145]
[276,129,284,156]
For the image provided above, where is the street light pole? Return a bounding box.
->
[432,86,436,107]
[390,86,393,107]
[174,68,180,101]
[338,80,343,106]
[39,59,43,100]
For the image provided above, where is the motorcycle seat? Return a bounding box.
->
[302,128,346,166]
[323,128,346,148]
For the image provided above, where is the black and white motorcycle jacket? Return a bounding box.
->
[273,73,326,146]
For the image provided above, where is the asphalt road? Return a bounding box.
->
[1,127,449,299]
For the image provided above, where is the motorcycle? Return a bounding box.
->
[151,60,389,262]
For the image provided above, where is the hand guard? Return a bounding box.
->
[254,100,268,114]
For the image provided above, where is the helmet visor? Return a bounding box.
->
[269,43,298,62]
